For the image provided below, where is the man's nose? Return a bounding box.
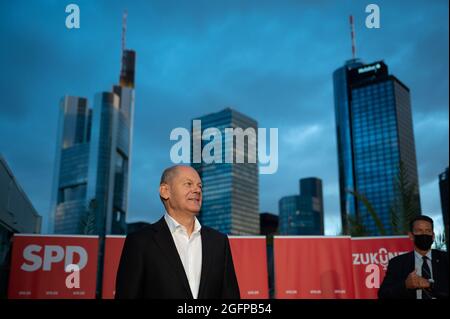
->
[192,185,201,193]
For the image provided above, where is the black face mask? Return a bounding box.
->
[414,234,434,251]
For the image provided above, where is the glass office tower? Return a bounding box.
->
[50,49,135,235]
[278,178,324,235]
[191,108,259,235]
[333,60,421,235]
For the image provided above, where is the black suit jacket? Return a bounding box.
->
[115,217,240,299]
[378,249,449,299]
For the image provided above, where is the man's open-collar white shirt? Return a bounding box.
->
[164,212,202,299]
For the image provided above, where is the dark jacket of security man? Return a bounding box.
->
[379,215,448,299]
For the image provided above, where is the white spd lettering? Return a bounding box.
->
[20,245,88,272]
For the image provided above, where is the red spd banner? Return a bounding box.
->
[274,236,355,299]
[228,236,269,299]
[101,235,269,299]
[351,236,413,299]
[8,234,99,299]
[102,235,126,299]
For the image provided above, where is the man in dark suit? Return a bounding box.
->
[379,215,448,299]
[115,165,240,299]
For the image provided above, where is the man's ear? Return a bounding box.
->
[408,232,414,242]
[159,184,170,200]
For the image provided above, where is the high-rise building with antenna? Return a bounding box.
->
[349,15,357,59]
[50,12,136,235]
[332,16,421,235]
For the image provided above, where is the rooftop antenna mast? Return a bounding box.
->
[349,15,357,59]
[119,10,128,82]
[122,10,127,53]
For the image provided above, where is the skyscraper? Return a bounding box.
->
[278,178,324,235]
[300,178,324,235]
[50,37,135,236]
[50,96,91,234]
[191,108,259,235]
[333,59,421,235]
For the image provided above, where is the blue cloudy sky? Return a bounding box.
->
[0,0,448,235]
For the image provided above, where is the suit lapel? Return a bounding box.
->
[197,227,212,299]
[431,250,441,281]
[407,251,417,299]
[152,217,193,299]
[408,251,415,271]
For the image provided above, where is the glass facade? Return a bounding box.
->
[51,96,90,234]
[300,178,324,235]
[333,59,363,233]
[333,60,421,235]
[191,108,259,235]
[278,178,324,235]
[278,195,299,235]
[1,156,42,298]
[50,50,136,235]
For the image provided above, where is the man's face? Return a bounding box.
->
[408,220,434,241]
[161,167,202,215]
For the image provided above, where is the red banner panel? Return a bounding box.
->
[102,235,126,299]
[351,236,413,299]
[228,236,269,299]
[274,236,355,299]
[10,234,412,299]
[8,234,99,299]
